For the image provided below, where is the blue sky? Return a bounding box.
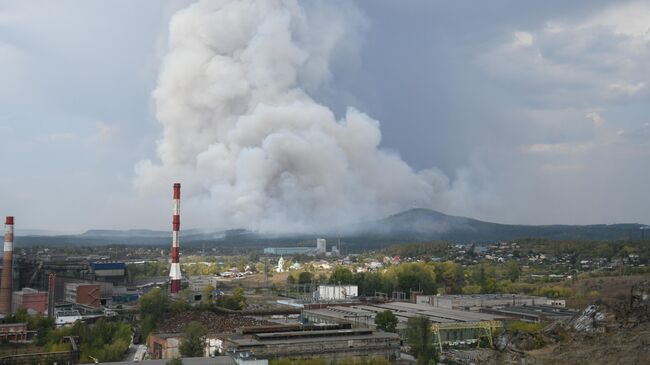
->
[0,0,648,231]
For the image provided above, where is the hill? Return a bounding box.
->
[12,208,647,249]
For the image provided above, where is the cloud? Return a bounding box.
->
[134,0,479,232]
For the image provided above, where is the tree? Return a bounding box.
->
[202,285,215,305]
[287,274,296,285]
[298,271,313,285]
[139,288,170,339]
[405,316,437,365]
[328,267,354,284]
[374,310,398,333]
[179,321,208,358]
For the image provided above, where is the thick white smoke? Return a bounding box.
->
[135,0,457,232]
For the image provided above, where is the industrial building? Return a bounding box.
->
[12,287,48,315]
[313,285,358,301]
[220,329,400,360]
[415,294,562,310]
[479,305,578,323]
[64,283,101,308]
[90,262,127,284]
[303,301,504,348]
[188,276,220,292]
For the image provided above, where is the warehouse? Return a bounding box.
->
[479,305,578,323]
[221,328,400,360]
[303,301,505,348]
[415,294,556,310]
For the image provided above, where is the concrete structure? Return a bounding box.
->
[12,288,48,315]
[415,294,552,310]
[64,283,101,308]
[221,329,399,360]
[316,238,326,255]
[0,323,28,341]
[313,285,358,301]
[188,276,219,292]
[169,183,182,294]
[0,216,15,314]
[263,247,314,256]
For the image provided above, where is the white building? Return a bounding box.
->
[316,238,326,255]
[276,256,285,273]
[314,285,358,301]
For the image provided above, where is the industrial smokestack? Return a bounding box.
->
[169,183,182,293]
[0,216,14,313]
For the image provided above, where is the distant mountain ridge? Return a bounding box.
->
[12,208,647,248]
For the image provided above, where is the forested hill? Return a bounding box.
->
[12,208,647,248]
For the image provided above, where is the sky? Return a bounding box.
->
[0,0,648,232]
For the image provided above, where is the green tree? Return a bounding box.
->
[287,274,296,285]
[179,321,208,358]
[139,288,170,339]
[202,285,215,305]
[374,310,398,333]
[405,316,437,365]
[328,267,354,284]
[505,261,521,282]
[298,271,313,285]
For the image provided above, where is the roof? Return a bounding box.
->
[81,357,236,365]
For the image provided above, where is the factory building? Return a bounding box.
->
[303,301,504,348]
[91,262,127,284]
[12,288,48,315]
[415,294,560,310]
[479,305,578,323]
[220,329,400,360]
[64,283,101,308]
[188,276,220,292]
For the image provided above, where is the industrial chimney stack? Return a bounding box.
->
[169,183,182,293]
[0,216,14,313]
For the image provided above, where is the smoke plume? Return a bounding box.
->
[135,0,456,232]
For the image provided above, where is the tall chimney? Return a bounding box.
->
[0,216,14,313]
[169,183,182,293]
[47,273,56,317]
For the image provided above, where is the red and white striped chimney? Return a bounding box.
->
[169,183,182,293]
[0,216,14,313]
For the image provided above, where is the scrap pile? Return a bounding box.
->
[160,311,273,333]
